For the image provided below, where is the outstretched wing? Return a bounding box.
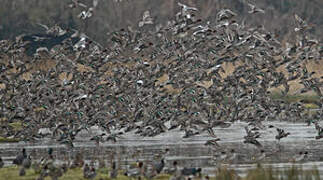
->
[252,139,263,148]
[276,128,283,134]
[207,128,217,138]
[37,23,49,31]
[93,0,99,8]
[294,14,304,24]
[245,126,250,134]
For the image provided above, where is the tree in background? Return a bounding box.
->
[0,0,322,44]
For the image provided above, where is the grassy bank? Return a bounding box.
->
[0,137,19,143]
[0,167,123,180]
[270,93,320,104]
[0,164,320,180]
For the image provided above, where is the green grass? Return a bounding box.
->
[223,164,320,180]
[0,121,24,143]
[303,103,319,109]
[0,166,131,180]
[0,137,20,143]
[270,93,320,105]
[8,122,24,131]
[0,164,320,180]
[244,164,275,180]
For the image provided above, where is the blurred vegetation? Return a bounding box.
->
[0,0,322,45]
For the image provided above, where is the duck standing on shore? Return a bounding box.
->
[13,148,27,166]
[0,156,4,168]
[110,161,118,179]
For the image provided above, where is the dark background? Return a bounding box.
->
[1,0,322,45]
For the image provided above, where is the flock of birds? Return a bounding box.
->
[0,147,206,179]
[0,144,315,179]
[0,0,322,178]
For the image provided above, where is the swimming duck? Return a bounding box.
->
[181,167,202,177]
[252,149,266,163]
[290,151,308,162]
